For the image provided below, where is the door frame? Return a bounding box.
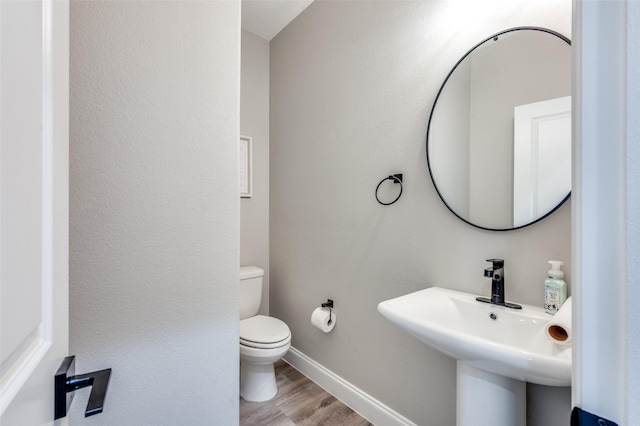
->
[572,0,638,424]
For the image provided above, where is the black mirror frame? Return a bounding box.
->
[426,26,572,231]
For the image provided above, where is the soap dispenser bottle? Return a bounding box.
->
[544,260,567,314]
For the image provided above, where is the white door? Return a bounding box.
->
[0,0,69,424]
[513,96,572,227]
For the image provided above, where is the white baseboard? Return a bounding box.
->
[283,347,417,426]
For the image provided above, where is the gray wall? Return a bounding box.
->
[241,30,271,315]
[69,2,240,425]
[270,1,571,425]
[429,58,471,219]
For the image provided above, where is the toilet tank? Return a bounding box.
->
[239,266,264,320]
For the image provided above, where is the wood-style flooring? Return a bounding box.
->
[240,360,373,426]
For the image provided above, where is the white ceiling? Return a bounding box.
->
[241,0,314,41]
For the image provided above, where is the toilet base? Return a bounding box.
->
[240,361,278,402]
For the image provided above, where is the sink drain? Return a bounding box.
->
[489,312,498,320]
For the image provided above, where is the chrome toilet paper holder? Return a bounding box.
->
[321,299,334,322]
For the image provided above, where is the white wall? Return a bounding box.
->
[270,1,571,425]
[628,3,640,422]
[69,2,240,425]
[241,30,271,315]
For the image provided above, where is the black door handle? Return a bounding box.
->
[54,355,112,420]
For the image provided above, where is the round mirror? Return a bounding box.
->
[426,27,571,231]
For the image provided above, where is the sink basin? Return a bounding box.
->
[377,286,571,386]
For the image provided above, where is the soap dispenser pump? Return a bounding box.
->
[544,260,567,314]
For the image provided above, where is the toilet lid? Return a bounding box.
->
[240,315,290,347]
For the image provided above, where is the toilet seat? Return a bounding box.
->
[240,315,291,349]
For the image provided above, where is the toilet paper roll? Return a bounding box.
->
[311,307,336,333]
[545,297,572,345]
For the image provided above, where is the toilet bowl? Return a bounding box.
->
[239,267,292,402]
[239,315,291,401]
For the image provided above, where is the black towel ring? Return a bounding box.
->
[375,174,403,206]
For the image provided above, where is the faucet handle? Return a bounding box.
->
[486,259,504,269]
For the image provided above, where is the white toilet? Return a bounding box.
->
[239,266,291,402]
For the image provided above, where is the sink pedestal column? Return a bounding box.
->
[456,361,526,426]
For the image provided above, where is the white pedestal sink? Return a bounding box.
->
[378,287,571,426]
[457,361,526,426]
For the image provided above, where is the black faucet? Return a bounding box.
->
[476,259,522,309]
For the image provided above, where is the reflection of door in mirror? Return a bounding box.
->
[466,30,570,229]
[513,96,571,227]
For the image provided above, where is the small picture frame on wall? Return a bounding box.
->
[239,136,252,198]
